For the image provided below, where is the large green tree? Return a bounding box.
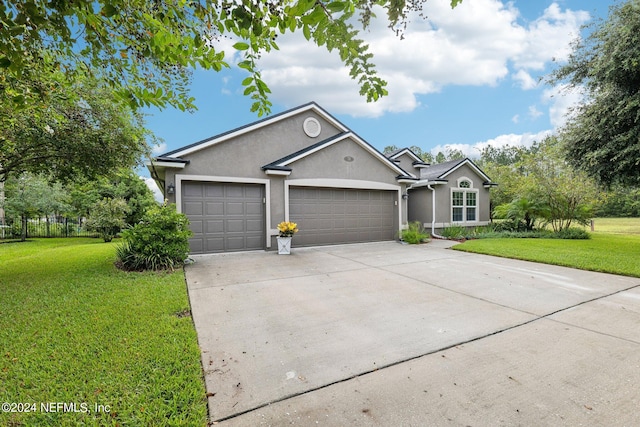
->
[1,0,462,115]
[0,75,150,183]
[550,0,640,186]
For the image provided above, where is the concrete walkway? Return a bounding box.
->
[185,240,640,426]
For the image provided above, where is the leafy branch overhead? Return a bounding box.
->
[0,0,463,115]
[549,0,640,187]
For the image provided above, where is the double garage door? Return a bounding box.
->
[182,182,396,254]
[289,187,396,247]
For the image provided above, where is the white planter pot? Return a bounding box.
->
[277,236,292,254]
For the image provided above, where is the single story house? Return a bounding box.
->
[148,102,496,254]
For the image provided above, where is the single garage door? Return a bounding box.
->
[182,182,265,254]
[289,187,396,246]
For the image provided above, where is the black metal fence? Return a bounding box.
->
[0,217,99,240]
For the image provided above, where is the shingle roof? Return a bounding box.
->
[419,158,467,181]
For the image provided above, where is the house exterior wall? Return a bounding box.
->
[160,111,406,250]
[392,153,417,177]
[408,163,492,233]
[407,187,432,225]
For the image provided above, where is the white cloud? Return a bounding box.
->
[144,177,164,203]
[542,83,584,129]
[152,142,168,155]
[528,105,543,119]
[256,0,590,117]
[511,114,519,124]
[513,69,538,90]
[431,129,552,158]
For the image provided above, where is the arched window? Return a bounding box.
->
[451,178,478,223]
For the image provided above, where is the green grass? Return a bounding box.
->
[455,219,640,277]
[0,238,207,426]
[590,217,640,235]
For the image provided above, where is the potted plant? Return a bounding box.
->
[276,221,299,254]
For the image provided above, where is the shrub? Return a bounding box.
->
[553,227,591,240]
[401,221,430,244]
[116,203,192,271]
[440,225,468,240]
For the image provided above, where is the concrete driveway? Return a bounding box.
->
[185,240,640,426]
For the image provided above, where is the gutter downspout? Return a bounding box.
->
[427,184,445,239]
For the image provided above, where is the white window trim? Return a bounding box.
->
[175,174,272,248]
[450,186,479,224]
[456,176,474,188]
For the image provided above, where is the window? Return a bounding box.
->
[452,191,464,221]
[466,192,476,221]
[451,180,478,223]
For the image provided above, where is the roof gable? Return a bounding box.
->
[263,132,413,179]
[161,102,349,159]
[388,148,423,163]
[420,158,493,183]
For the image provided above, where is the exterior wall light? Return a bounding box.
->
[167,183,175,195]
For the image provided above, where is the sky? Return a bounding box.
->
[142,0,617,195]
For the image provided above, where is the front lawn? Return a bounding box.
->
[0,238,207,426]
[454,232,640,278]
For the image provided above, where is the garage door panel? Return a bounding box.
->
[182,182,265,254]
[290,187,395,247]
[316,203,332,214]
[226,219,245,233]
[189,238,204,253]
[246,219,263,232]
[244,186,263,198]
[190,220,203,234]
[226,202,245,215]
[225,185,245,198]
[206,202,224,215]
[184,201,204,216]
[183,182,204,197]
[246,202,263,215]
[206,238,224,252]
[205,185,224,197]
[206,220,223,233]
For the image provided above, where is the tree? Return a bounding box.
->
[2,173,70,240]
[86,198,129,242]
[550,0,640,186]
[1,0,463,115]
[0,76,150,183]
[520,137,599,232]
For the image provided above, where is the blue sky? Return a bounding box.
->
[142,0,616,179]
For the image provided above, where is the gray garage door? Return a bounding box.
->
[289,187,396,246]
[182,182,265,254]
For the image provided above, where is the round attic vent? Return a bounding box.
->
[303,117,321,138]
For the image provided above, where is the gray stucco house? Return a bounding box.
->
[148,102,495,254]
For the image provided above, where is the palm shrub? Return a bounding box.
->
[116,203,192,271]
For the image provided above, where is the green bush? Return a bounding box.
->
[554,227,591,240]
[440,225,468,240]
[116,203,192,271]
[401,221,430,244]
